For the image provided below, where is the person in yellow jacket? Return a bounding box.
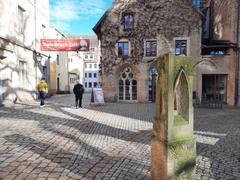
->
[37,78,48,107]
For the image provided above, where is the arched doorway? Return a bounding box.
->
[148,67,158,102]
[119,67,137,101]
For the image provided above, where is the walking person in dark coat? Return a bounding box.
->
[73,80,84,108]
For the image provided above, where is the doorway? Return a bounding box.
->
[202,74,227,103]
[57,77,60,93]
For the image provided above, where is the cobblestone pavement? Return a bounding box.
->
[0,94,240,179]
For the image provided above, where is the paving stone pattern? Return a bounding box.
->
[0,94,240,179]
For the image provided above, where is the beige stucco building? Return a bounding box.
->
[94,0,202,102]
[0,0,50,104]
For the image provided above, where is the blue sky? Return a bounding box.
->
[49,0,113,35]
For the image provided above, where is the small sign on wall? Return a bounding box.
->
[90,88,105,105]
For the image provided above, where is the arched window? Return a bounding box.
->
[119,67,137,101]
[148,68,158,102]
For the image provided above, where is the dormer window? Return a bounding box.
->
[123,14,134,31]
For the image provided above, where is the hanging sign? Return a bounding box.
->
[90,88,105,105]
[41,39,90,51]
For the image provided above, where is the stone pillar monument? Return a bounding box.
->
[151,54,195,180]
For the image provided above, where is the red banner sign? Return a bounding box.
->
[41,39,90,51]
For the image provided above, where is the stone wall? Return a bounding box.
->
[212,0,238,42]
[96,0,202,102]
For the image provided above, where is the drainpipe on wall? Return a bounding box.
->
[236,0,240,106]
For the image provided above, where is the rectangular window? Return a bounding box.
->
[175,40,187,56]
[18,6,25,33]
[85,82,87,88]
[89,64,92,68]
[94,82,97,87]
[19,61,27,85]
[146,40,157,57]
[85,73,87,78]
[89,82,92,88]
[90,54,93,59]
[123,15,134,30]
[42,66,47,80]
[94,64,97,68]
[85,54,88,59]
[118,42,129,58]
[57,55,59,65]
[89,73,92,78]
[91,48,95,52]
[94,73,97,78]
[192,0,201,8]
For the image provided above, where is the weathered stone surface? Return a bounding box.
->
[95,0,201,102]
[152,54,195,180]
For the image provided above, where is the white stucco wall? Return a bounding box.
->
[0,0,50,102]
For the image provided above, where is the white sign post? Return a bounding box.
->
[90,88,105,105]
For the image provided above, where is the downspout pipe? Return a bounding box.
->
[236,0,240,106]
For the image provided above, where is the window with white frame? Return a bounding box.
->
[19,61,27,85]
[94,73,97,78]
[89,64,92,68]
[94,64,97,68]
[175,40,187,56]
[119,67,137,101]
[18,6,25,33]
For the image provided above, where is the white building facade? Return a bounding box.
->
[0,0,50,104]
[67,35,100,93]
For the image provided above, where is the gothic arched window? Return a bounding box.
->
[119,67,137,101]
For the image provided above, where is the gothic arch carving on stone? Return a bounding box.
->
[173,68,189,125]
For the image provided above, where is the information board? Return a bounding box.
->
[90,88,105,105]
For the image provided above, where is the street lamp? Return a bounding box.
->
[33,50,43,64]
